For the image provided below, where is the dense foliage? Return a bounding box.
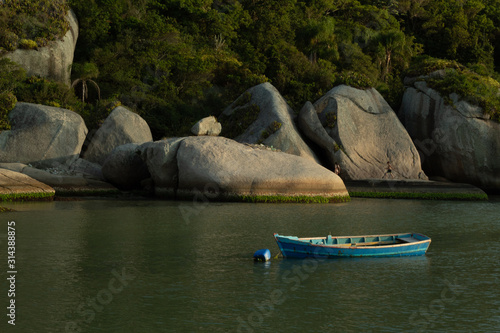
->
[3,0,500,137]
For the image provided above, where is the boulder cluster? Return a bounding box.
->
[0,98,349,201]
[2,75,500,200]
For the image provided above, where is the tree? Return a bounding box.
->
[71,62,101,103]
[373,29,422,81]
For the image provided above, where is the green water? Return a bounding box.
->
[0,198,499,332]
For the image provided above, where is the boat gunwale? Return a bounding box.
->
[274,233,431,250]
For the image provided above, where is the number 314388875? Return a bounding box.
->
[7,221,15,269]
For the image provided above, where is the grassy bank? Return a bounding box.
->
[0,192,54,202]
[237,195,351,204]
[173,189,351,204]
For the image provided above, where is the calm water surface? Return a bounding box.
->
[0,197,499,332]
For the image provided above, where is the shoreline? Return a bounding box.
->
[345,179,488,200]
[0,170,489,206]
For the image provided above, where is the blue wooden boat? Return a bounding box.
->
[274,232,431,258]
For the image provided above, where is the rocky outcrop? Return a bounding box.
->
[220,82,319,163]
[83,106,153,165]
[137,138,184,196]
[191,116,221,136]
[298,85,426,180]
[0,102,87,166]
[0,162,117,195]
[0,168,55,200]
[2,10,79,85]
[138,136,348,200]
[399,79,500,191]
[298,101,339,168]
[102,143,150,190]
[67,158,104,180]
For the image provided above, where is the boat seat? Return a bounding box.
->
[397,237,419,243]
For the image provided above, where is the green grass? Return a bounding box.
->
[237,194,351,203]
[0,191,54,202]
[0,206,15,212]
[349,191,488,201]
[174,189,351,203]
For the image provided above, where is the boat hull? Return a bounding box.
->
[274,233,431,259]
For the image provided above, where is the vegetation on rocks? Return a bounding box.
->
[325,112,337,129]
[0,91,16,131]
[259,121,282,143]
[406,55,500,122]
[219,103,260,139]
[0,58,24,131]
[427,68,500,122]
[0,0,69,52]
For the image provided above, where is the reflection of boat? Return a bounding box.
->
[274,233,431,258]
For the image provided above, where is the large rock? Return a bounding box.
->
[138,136,348,200]
[2,10,78,84]
[83,106,153,165]
[191,116,221,136]
[298,101,338,168]
[137,138,185,196]
[0,103,87,166]
[299,85,426,180]
[219,82,319,163]
[102,143,150,190]
[67,158,104,180]
[0,168,55,201]
[0,162,117,195]
[399,78,500,191]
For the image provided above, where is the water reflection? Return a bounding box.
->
[0,198,499,332]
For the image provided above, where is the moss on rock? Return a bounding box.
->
[219,103,260,139]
